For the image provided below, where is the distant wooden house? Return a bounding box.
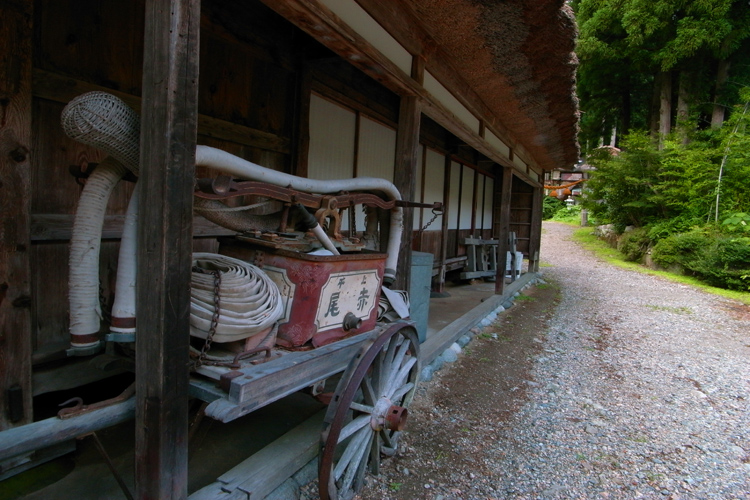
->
[0,0,578,498]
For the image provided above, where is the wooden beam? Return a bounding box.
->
[190,410,325,500]
[136,1,201,498]
[293,64,313,177]
[419,272,536,365]
[259,0,541,175]
[32,69,291,154]
[30,214,235,241]
[353,0,530,165]
[0,399,135,462]
[393,96,421,290]
[0,0,33,431]
[493,167,513,294]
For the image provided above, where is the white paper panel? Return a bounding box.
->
[424,71,481,134]
[355,116,396,229]
[486,130,511,159]
[357,116,396,180]
[318,0,412,75]
[308,94,356,181]
[419,148,445,232]
[459,165,475,230]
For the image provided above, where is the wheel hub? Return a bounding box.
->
[371,396,408,432]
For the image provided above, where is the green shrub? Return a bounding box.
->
[617,228,651,262]
[651,230,709,269]
[722,213,750,235]
[693,237,750,291]
[543,197,566,220]
[646,216,703,242]
[651,230,750,291]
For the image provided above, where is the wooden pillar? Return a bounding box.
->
[392,96,421,291]
[0,0,33,431]
[435,154,452,294]
[293,63,313,178]
[493,167,513,294]
[528,186,543,273]
[136,1,200,498]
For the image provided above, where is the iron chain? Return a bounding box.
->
[192,266,221,369]
[412,207,442,242]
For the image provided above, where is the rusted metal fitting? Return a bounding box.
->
[371,396,408,432]
[342,312,362,331]
[385,405,408,431]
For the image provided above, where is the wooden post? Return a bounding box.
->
[293,63,313,178]
[528,186,543,273]
[136,1,200,498]
[493,167,513,294]
[392,95,421,291]
[435,155,452,294]
[0,0,33,431]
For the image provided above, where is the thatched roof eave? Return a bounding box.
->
[405,0,580,172]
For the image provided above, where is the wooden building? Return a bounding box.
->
[0,0,578,498]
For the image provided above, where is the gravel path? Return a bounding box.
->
[490,222,750,499]
[354,221,750,500]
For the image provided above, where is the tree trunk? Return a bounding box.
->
[649,72,662,139]
[658,70,672,147]
[620,74,631,138]
[711,59,730,128]
[677,71,691,144]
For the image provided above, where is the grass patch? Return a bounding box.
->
[515,293,536,302]
[645,305,692,314]
[571,227,750,305]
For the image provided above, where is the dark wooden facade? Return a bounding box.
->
[0,0,577,496]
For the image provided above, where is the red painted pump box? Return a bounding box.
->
[218,237,386,348]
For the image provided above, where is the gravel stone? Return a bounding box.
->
[356,222,750,500]
[441,349,458,363]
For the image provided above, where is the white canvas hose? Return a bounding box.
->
[109,182,139,334]
[67,157,129,349]
[62,91,403,357]
[190,253,284,342]
[195,146,403,283]
[62,92,141,353]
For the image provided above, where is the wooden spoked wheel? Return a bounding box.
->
[319,321,420,500]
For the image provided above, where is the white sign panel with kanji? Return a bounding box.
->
[316,270,381,331]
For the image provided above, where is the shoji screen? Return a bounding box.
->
[308,94,356,181]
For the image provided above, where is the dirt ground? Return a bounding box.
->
[355,281,561,500]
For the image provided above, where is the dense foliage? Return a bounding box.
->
[569,1,750,291]
[572,0,750,152]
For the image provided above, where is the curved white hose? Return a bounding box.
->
[68,157,129,349]
[195,146,403,281]
[109,183,139,333]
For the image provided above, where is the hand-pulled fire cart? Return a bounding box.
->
[55,91,439,500]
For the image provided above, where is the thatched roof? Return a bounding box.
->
[404,0,580,171]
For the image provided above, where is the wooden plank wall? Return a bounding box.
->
[27,0,297,364]
[0,0,34,430]
[510,175,535,255]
